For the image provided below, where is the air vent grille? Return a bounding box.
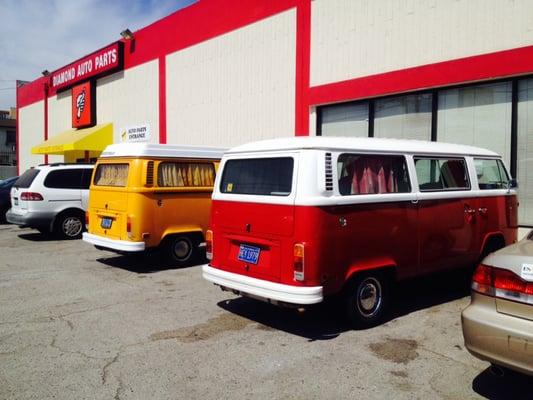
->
[146,161,154,186]
[325,152,333,191]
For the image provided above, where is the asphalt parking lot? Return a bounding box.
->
[1,224,532,400]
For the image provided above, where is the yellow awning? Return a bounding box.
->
[32,123,113,155]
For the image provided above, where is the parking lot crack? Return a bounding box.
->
[102,352,120,385]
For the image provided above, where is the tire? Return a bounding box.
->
[56,213,85,240]
[344,272,390,329]
[164,235,197,267]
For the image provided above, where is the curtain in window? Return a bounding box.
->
[343,158,401,195]
[158,163,215,187]
[94,164,129,187]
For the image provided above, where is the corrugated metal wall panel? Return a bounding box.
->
[18,101,45,171]
[165,8,297,147]
[311,0,533,87]
[96,60,159,144]
[47,93,71,163]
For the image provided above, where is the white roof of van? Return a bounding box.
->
[226,137,499,157]
[100,143,227,159]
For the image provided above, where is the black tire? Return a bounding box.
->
[344,271,390,329]
[55,212,85,240]
[163,235,197,267]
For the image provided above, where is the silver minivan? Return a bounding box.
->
[6,163,93,239]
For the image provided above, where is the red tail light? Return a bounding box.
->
[85,212,89,226]
[472,264,494,296]
[293,243,305,281]
[20,192,43,201]
[472,264,533,304]
[206,229,213,260]
[127,216,132,236]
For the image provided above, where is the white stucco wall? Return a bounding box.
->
[96,60,159,144]
[311,0,533,87]
[18,101,45,171]
[165,8,297,147]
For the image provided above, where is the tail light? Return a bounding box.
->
[20,192,43,201]
[293,243,305,281]
[85,212,89,228]
[127,216,132,237]
[206,229,213,260]
[472,264,533,305]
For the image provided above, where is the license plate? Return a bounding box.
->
[13,198,18,206]
[101,217,113,229]
[237,244,260,265]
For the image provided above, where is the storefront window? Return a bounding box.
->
[437,82,512,165]
[374,93,432,141]
[517,78,533,226]
[320,102,369,137]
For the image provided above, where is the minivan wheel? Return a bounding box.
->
[344,272,390,329]
[164,235,196,267]
[57,213,84,239]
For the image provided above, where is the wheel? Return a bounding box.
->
[56,213,85,239]
[164,235,197,266]
[344,272,390,329]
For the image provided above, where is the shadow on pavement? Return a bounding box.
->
[96,252,205,274]
[472,367,533,399]
[17,232,59,242]
[218,268,472,341]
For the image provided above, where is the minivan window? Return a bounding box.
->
[94,164,129,187]
[14,168,40,188]
[80,169,93,189]
[474,158,510,189]
[44,169,84,189]
[158,162,215,187]
[220,157,293,196]
[337,154,410,195]
[415,158,470,191]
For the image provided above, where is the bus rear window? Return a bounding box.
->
[94,164,129,187]
[220,158,293,196]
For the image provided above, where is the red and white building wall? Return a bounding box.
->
[16,0,533,226]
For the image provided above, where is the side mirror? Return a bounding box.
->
[507,179,518,191]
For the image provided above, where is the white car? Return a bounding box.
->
[6,163,94,239]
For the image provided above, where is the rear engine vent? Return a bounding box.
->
[325,152,333,191]
[146,161,154,186]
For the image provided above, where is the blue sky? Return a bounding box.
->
[0,0,196,110]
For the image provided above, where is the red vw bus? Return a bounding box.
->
[202,137,518,327]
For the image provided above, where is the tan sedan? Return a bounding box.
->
[462,238,533,376]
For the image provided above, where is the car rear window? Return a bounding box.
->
[220,157,293,196]
[14,168,40,188]
[93,164,129,187]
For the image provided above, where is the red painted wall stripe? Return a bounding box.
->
[295,0,310,136]
[309,45,533,106]
[43,84,48,164]
[158,56,167,144]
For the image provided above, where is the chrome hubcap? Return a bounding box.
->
[173,239,191,260]
[356,277,382,318]
[63,217,82,237]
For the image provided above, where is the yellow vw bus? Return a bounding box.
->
[83,143,225,266]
